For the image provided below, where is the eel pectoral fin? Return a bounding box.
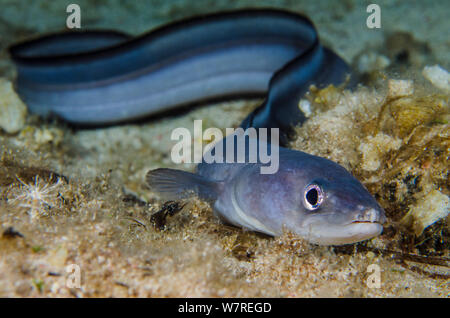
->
[146,168,222,202]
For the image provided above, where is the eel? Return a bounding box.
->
[9,8,349,139]
[9,9,386,245]
[147,131,386,245]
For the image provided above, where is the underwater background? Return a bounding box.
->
[0,0,448,297]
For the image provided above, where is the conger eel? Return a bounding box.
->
[9,9,387,245]
[10,8,350,141]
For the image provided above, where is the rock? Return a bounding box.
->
[387,79,414,99]
[0,78,27,134]
[422,65,450,93]
[358,132,402,172]
[298,99,312,118]
[401,190,450,236]
[356,52,390,74]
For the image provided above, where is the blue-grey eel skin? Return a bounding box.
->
[10,9,349,135]
[10,9,386,245]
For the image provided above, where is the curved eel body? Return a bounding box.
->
[10,9,349,136]
[10,9,386,245]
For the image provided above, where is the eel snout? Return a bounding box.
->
[352,207,386,224]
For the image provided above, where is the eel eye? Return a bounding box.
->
[303,184,323,210]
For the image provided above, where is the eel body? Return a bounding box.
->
[10,9,350,135]
[10,9,386,245]
[147,132,386,245]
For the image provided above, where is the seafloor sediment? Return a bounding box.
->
[0,0,448,297]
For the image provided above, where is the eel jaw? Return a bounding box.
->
[302,222,384,246]
[300,208,386,246]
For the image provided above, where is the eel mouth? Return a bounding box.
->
[307,222,384,245]
[294,207,387,245]
[351,208,386,225]
[300,208,386,245]
[352,220,381,224]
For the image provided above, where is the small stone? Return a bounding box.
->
[401,190,450,236]
[387,79,414,99]
[422,65,450,92]
[366,251,375,260]
[358,133,402,171]
[0,78,27,134]
[356,52,390,73]
[48,245,68,269]
[298,99,312,117]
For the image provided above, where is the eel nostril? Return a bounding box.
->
[365,209,376,222]
[355,208,385,223]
